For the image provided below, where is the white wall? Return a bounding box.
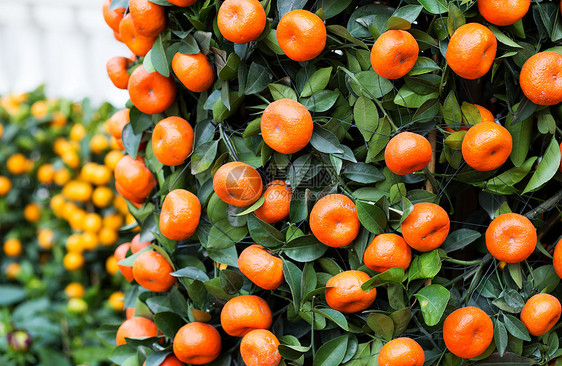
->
[0,0,130,106]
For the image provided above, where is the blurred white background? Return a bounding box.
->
[0,0,130,106]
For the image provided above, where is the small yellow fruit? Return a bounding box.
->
[38,229,54,250]
[90,134,109,154]
[4,238,22,257]
[5,263,21,280]
[98,227,118,246]
[63,252,85,271]
[106,255,119,276]
[64,282,85,299]
[24,203,41,223]
[70,124,86,141]
[108,291,125,312]
[0,176,12,196]
[37,164,55,184]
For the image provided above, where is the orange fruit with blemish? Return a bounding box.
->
[240,329,281,366]
[370,30,419,80]
[325,270,376,313]
[443,307,494,359]
[400,202,450,252]
[520,52,562,106]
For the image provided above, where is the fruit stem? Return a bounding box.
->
[444,257,482,266]
[218,123,239,161]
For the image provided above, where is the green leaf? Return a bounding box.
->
[408,250,442,281]
[153,312,183,338]
[366,313,394,340]
[441,229,481,253]
[191,140,218,175]
[393,85,438,108]
[361,268,405,291]
[494,320,508,357]
[268,83,298,101]
[171,267,209,281]
[413,284,450,326]
[207,220,248,249]
[312,308,349,331]
[349,70,393,99]
[122,123,142,159]
[476,157,537,195]
[503,314,531,341]
[523,137,561,194]
[313,335,349,366]
[532,265,560,293]
[283,259,303,311]
[129,107,153,134]
[301,90,339,112]
[354,96,378,141]
[220,269,244,294]
[356,201,387,234]
[177,35,200,55]
[387,5,423,30]
[319,0,353,19]
[407,57,440,76]
[283,235,328,262]
[218,53,240,81]
[301,67,333,97]
[247,214,285,247]
[0,285,25,305]
[150,35,170,77]
[418,0,447,14]
[447,3,465,35]
[245,63,272,95]
[489,26,523,48]
[343,163,384,184]
[278,0,307,18]
[443,91,462,130]
[310,126,343,154]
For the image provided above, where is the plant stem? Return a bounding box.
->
[525,188,562,220]
[444,258,483,266]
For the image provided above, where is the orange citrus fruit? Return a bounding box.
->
[254,180,292,224]
[384,132,432,175]
[220,295,273,337]
[132,250,176,292]
[159,189,201,241]
[485,213,537,263]
[370,30,419,79]
[309,194,360,248]
[401,202,450,252]
[325,270,376,313]
[363,233,412,273]
[128,65,177,114]
[116,317,158,346]
[277,10,326,61]
[152,116,194,166]
[461,121,512,171]
[446,23,497,80]
[213,162,263,207]
[378,337,425,366]
[520,51,562,106]
[238,245,284,290]
[443,307,493,359]
[478,0,530,26]
[173,322,221,365]
[171,52,215,93]
[217,0,266,44]
[521,293,561,336]
[240,329,281,366]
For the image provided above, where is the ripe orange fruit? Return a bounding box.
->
[443,307,493,359]
[325,270,376,313]
[116,317,158,346]
[475,104,495,123]
[309,194,360,248]
[400,202,450,252]
[99,227,118,246]
[54,169,72,186]
[107,56,133,90]
[129,0,167,37]
[171,52,215,93]
[4,238,22,257]
[254,180,292,223]
[114,155,156,204]
[83,213,103,233]
[102,0,125,32]
[143,355,183,366]
[152,117,194,166]
[461,122,512,171]
[119,14,157,57]
[64,252,85,271]
[131,234,151,253]
[238,245,284,290]
[277,10,327,61]
[478,0,530,26]
[220,295,272,337]
[38,229,54,250]
[6,263,21,280]
[106,255,119,275]
[64,282,85,299]
[260,99,313,154]
[70,123,86,142]
[159,189,201,241]
[363,233,412,273]
[240,329,281,366]
[384,132,432,175]
[115,242,134,282]
[109,291,125,311]
[520,52,562,106]
[485,213,536,263]
[92,186,114,208]
[7,153,29,175]
[446,23,497,80]
[378,337,425,366]
[168,0,197,5]
[217,0,266,44]
[521,293,561,336]
[173,322,221,365]
[37,164,55,184]
[107,109,129,150]
[132,250,176,292]
[128,65,176,114]
[105,150,125,170]
[24,203,41,223]
[0,176,11,196]
[213,162,263,207]
[554,239,562,278]
[370,30,419,80]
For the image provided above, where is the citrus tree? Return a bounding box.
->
[0,88,132,365]
[101,0,562,365]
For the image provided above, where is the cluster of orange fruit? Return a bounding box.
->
[97,0,562,364]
